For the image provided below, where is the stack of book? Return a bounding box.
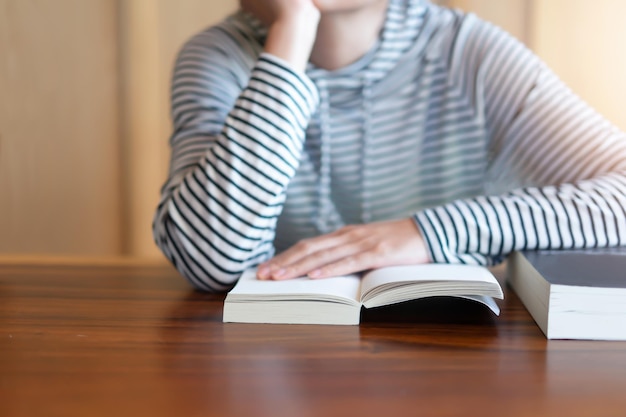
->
[508,248,626,341]
[222,247,626,341]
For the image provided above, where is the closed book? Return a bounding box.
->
[508,248,626,340]
[223,264,504,325]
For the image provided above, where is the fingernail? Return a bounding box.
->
[308,269,322,278]
[273,268,287,279]
[257,266,270,280]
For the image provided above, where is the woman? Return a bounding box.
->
[153,0,626,291]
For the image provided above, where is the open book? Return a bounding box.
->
[223,264,504,325]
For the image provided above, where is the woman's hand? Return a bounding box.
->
[240,0,319,27]
[240,0,321,71]
[257,218,431,280]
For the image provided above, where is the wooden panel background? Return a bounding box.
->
[0,0,237,259]
[531,0,626,131]
[452,0,625,132]
[450,0,530,43]
[120,0,238,258]
[0,0,624,260]
[0,0,121,256]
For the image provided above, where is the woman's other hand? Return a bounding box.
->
[240,0,321,71]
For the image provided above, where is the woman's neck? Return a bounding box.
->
[309,1,388,71]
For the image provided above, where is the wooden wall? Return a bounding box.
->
[0,0,122,256]
[451,0,626,132]
[0,0,624,260]
[531,0,626,132]
[120,0,238,258]
[0,0,236,259]
[449,0,530,43]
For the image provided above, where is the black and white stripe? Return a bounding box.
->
[154,0,626,291]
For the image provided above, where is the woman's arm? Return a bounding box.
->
[415,16,626,265]
[257,13,626,281]
[153,6,320,291]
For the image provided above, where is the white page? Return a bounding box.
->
[228,268,362,305]
[360,264,500,302]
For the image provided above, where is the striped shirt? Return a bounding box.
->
[153,0,626,292]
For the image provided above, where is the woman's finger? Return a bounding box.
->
[271,237,367,280]
[308,250,378,279]
[257,219,429,280]
[257,229,349,279]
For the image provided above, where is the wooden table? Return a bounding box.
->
[1,263,625,417]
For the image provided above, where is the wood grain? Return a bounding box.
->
[532,0,626,132]
[0,0,121,256]
[0,0,237,258]
[119,0,238,258]
[1,264,626,417]
[449,0,531,44]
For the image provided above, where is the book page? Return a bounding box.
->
[227,269,362,306]
[360,264,501,302]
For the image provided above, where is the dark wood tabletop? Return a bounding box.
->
[1,262,625,417]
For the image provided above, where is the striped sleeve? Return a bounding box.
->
[153,31,319,292]
[415,17,626,265]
